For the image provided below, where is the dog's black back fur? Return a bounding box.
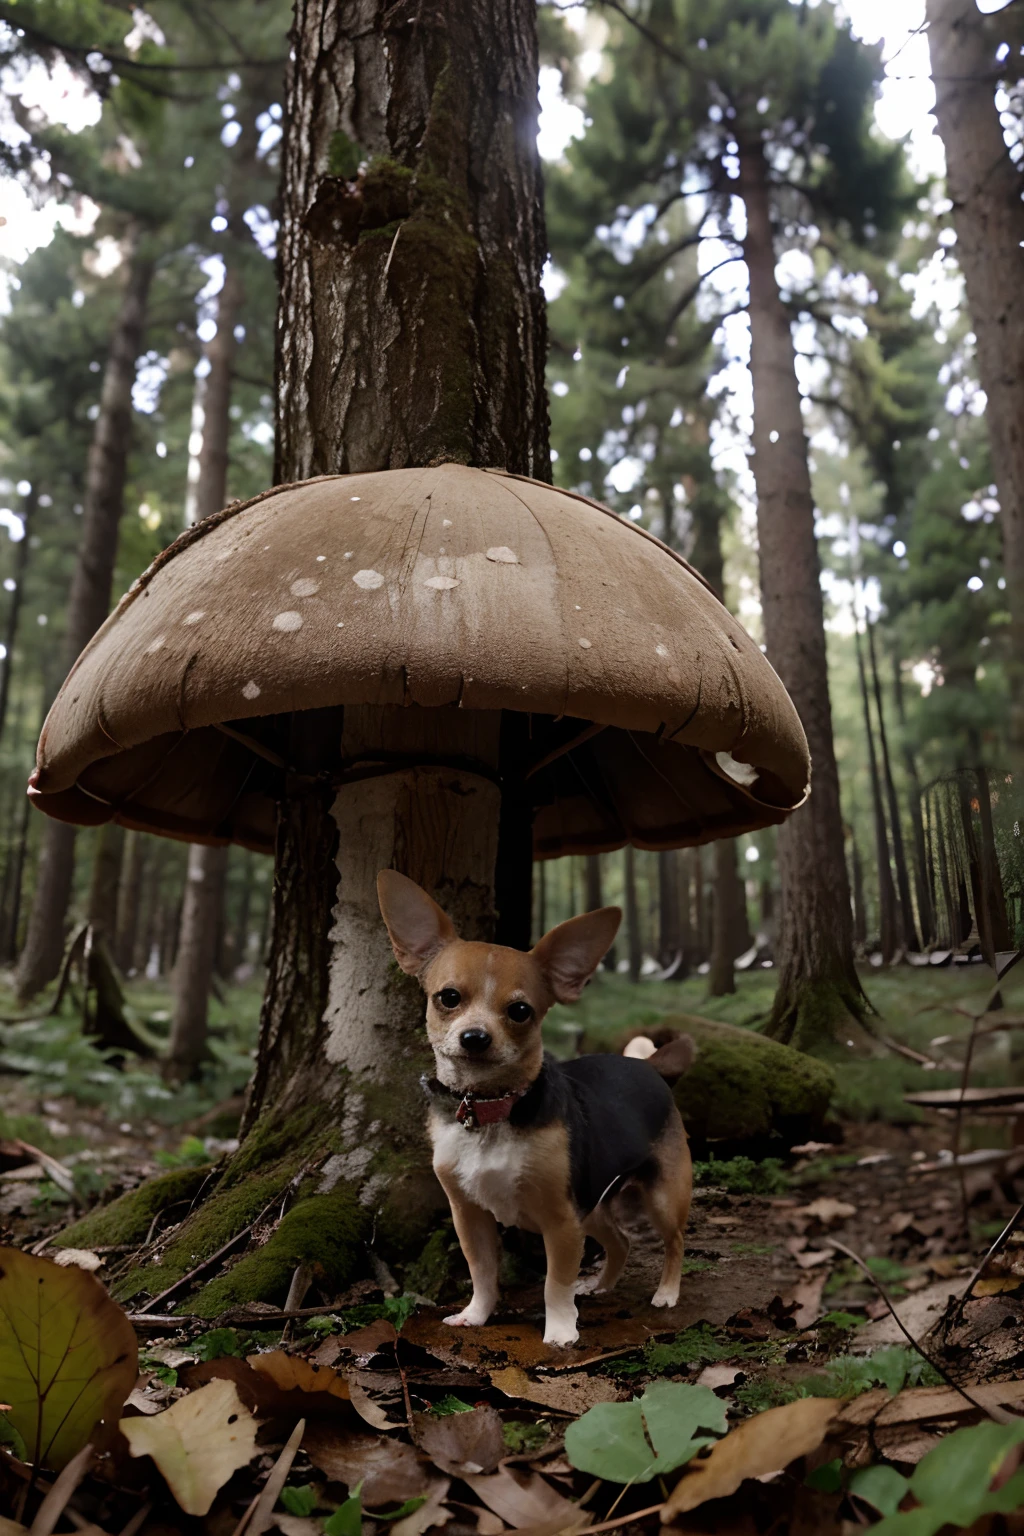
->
[510,1053,674,1215]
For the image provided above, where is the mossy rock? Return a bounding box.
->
[52,1166,214,1250]
[662,1014,835,1145]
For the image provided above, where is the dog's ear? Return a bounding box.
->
[377,870,458,977]
[532,907,622,1004]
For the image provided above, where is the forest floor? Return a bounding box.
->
[1,963,1023,1534]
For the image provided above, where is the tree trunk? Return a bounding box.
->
[15,235,154,1001]
[738,139,864,1048]
[850,829,867,951]
[857,625,898,960]
[974,763,1012,954]
[926,0,1024,775]
[867,623,919,950]
[623,844,642,983]
[935,791,959,951]
[0,485,35,748]
[167,843,230,1079]
[115,830,145,973]
[657,850,683,970]
[87,823,125,939]
[708,838,741,996]
[170,259,245,1071]
[892,650,936,946]
[584,854,603,913]
[957,774,989,958]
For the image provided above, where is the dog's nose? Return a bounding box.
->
[460,1028,492,1054]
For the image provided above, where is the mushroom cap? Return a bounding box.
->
[30,465,809,856]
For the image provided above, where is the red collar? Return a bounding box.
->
[455,1087,528,1131]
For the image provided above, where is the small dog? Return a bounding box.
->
[376,871,693,1346]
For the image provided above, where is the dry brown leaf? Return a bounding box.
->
[412,1406,505,1475]
[974,1275,1024,1295]
[120,1377,258,1517]
[403,1313,649,1371]
[793,1249,832,1271]
[796,1199,856,1227]
[274,1518,321,1536]
[787,1275,827,1330]
[303,1423,430,1504]
[873,1427,942,1464]
[342,1319,398,1354]
[247,1352,350,1401]
[662,1396,842,1518]
[462,1466,579,1529]
[489,1366,618,1414]
[695,1366,742,1391]
[855,1278,967,1348]
[391,1477,452,1536]
[842,1379,1024,1428]
[459,1505,506,1535]
[349,1379,398,1431]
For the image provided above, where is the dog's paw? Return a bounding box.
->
[443,1307,489,1327]
[543,1323,580,1346]
[651,1286,680,1308]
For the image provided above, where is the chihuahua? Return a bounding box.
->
[376,870,693,1346]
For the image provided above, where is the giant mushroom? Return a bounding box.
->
[35,464,810,1295]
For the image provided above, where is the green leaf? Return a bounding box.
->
[565,1381,727,1484]
[805,1457,843,1493]
[304,1315,340,1336]
[372,1497,428,1521]
[910,1421,1024,1525]
[819,1312,862,1330]
[280,1485,318,1517]
[849,1464,910,1517]
[324,1482,363,1536]
[0,1245,138,1470]
[869,1510,950,1536]
[194,1328,244,1362]
[0,1413,27,1462]
[432,1394,475,1416]
[503,1420,550,1453]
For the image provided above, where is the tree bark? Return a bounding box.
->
[738,139,864,1047]
[115,830,145,973]
[926,0,1024,775]
[850,829,867,951]
[867,623,920,951]
[15,235,154,1001]
[892,649,935,946]
[657,850,683,970]
[0,485,35,748]
[167,843,230,1079]
[974,762,1012,955]
[87,823,125,938]
[708,838,742,996]
[170,259,245,1075]
[584,854,603,914]
[623,844,642,983]
[856,625,898,960]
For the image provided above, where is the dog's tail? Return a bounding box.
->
[622,1032,696,1084]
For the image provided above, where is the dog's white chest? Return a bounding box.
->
[433,1121,522,1227]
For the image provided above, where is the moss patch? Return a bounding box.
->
[188,1187,367,1318]
[53,1166,213,1250]
[666,1014,835,1144]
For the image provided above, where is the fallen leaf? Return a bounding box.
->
[567,1381,727,1484]
[51,1250,102,1273]
[182,1356,355,1428]
[490,1366,619,1414]
[275,1518,321,1536]
[124,1387,167,1415]
[120,1377,258,1517]
[662,1397,843,1517]
[412,1406,505,1475]
[248,1352,351,1401]
[974,1275,1024,1296]
[462,1466,578,1529]
[787,1275,826,1329]
[403,1313,649,1372]
[856,1278,967,1348]
[303,1424,431,1504]
[846,1380,1024,1428]
[0,1245,137,1469]
[797,1199,856,1227]
[695,1366,742,1391]
[390,1477,452,1536]
[342,1319,398,1354]
[460,1505,504,1535]
[350,1379,399,1431]
[793,1249,832,1270]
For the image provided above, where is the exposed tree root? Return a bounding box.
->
[763,975,879,1055]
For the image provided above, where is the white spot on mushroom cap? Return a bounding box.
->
[337,621,345,627]
[183,610,205,625]
[442,518,452,528]
[575,604,582,611]
[215,548,232,562]
[291,577,321,597]
[316,555,326,562]
[242,680,261,699]
[439,547,446,554]
[145,636,166,655]
[273,611,304,632]
[715,750,759,788]
[486,546,519,564]
[344,551,353,560]
[350,496,361,501]
[578,638,592,649]
[656,644,669,657]
[353,569,384,590]
[424,575,460,590]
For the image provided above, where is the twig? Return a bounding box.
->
[28,1444,94,1536]
[133,1192,285,1315]
[827,1239,1012,1423]
[243,1418,306,1536]
[395,1339,414,1430]
[229,1490,261,1536]
[953,1201,1024,1324]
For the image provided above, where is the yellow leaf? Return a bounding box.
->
[662,1397,842,1518]
[120,1377,258,1516]
[0,1246,137,1470]
[247,1351,351,1400]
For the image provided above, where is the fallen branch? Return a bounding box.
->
[133,1189,292,1315]
[827,1238,1012,1424]
[953,1200,1024,1324]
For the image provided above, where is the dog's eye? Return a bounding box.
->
[506,1001,534,1024]
[437,988,461,1010]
